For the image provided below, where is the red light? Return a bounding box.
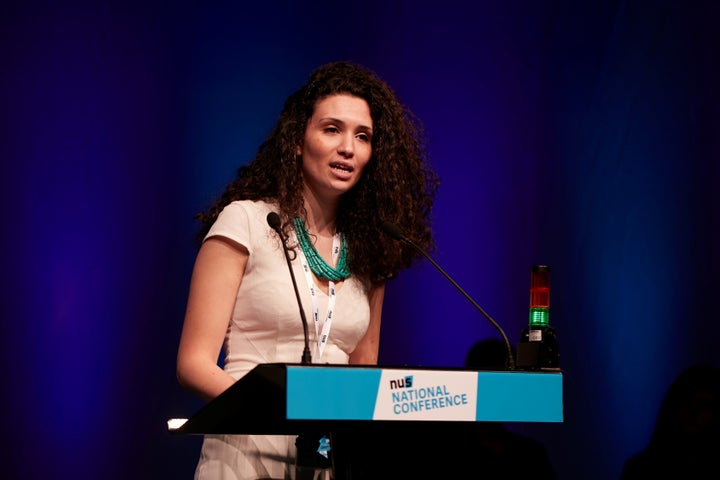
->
[529,265,550,309]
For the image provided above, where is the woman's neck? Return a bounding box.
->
[302,190,339,236]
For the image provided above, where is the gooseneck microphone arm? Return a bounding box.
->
[381,221,516,370]
[267,212,312,364]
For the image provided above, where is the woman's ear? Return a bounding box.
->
[295,145,302,156]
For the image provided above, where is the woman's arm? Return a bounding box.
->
[348,282,385,365]
[176,236,248,402]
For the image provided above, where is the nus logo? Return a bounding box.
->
[389,375,413,389]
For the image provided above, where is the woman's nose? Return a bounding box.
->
[337,135,354,157]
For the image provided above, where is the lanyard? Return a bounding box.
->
[295,232,340,362]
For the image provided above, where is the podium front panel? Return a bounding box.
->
[168,364,563,435]
[285,366,562,423]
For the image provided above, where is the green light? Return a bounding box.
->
[529,307,549,327]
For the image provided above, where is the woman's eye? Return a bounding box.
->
[324,126,339,133]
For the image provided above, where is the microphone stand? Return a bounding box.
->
[381,222,516,370]
[268,213,312,364]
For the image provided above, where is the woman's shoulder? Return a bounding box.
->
[207,199,277,243]
[225,199,274,211]
[220,199,277,219]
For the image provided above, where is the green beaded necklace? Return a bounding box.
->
[293,217,351,281]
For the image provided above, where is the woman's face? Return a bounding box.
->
[298,94,373,202]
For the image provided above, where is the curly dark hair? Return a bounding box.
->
[195,61,440,284]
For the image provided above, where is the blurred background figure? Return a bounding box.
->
[621,363,720,479]
[465,337,513,371]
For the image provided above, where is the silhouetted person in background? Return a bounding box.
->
[465,337,511,371]
[621,363,720,479]
[452,337,556,479]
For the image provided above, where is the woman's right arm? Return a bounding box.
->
[176,236,248,402]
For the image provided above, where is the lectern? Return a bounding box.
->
[169,363,563,478]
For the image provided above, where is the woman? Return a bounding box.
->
[176,61,439,479]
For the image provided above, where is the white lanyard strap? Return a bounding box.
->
[295,232,340,362]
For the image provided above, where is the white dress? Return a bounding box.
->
[194,200,371,480]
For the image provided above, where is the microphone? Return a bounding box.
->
[267,211,312,364]
[380,221,516,370]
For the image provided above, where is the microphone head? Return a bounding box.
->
[267,212,282,230]
[380,221,405,241]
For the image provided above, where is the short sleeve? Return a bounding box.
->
[204,201,253,254]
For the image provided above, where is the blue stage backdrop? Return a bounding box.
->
[2,1,718,479]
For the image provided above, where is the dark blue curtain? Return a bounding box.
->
[2,1,718,478]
